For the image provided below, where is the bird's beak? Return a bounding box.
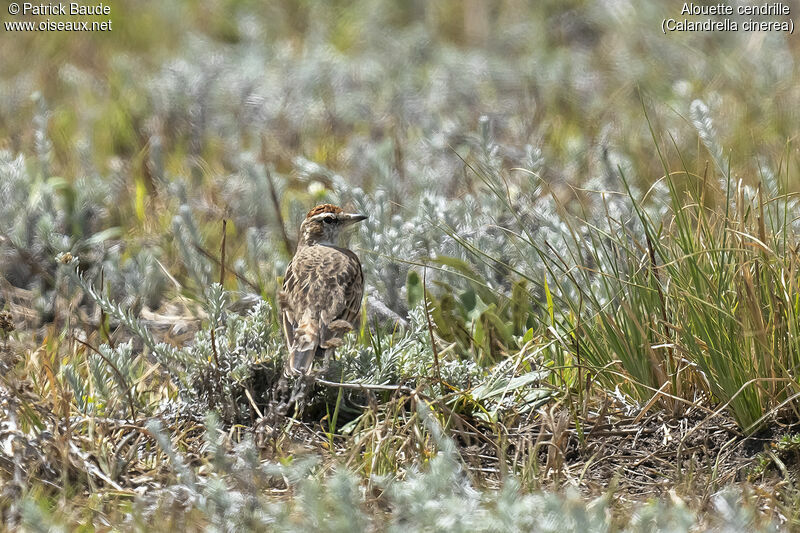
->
[342,213,367,226]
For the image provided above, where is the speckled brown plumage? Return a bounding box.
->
[305,203,343,217]
[279,205,366,375]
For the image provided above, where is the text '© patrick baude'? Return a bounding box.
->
[17,3,111,16]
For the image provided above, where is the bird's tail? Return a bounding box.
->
[286,318,354,375]
[287,319,319,375]
[286,346,321,375]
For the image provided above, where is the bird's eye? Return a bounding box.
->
[323,217,334,224]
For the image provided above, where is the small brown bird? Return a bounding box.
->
[279,204,367,375]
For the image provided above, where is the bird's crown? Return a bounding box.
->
[306,204,343,218]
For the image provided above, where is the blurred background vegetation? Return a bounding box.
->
[3,0,800,530]
[2,0,799,298]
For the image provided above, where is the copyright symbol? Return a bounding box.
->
[8,3,20,15]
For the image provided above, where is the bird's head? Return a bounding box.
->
[298,204,367,248]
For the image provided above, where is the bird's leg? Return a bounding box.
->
[277,375,289,403]
[320,349,333,374]
[256,375,291,447]
[288,373,315,418]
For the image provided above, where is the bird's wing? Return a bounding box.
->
[331,246,364,328]
[279,258,298,353]
[280,245,363,373]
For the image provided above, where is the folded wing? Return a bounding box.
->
[280,245,363,375]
